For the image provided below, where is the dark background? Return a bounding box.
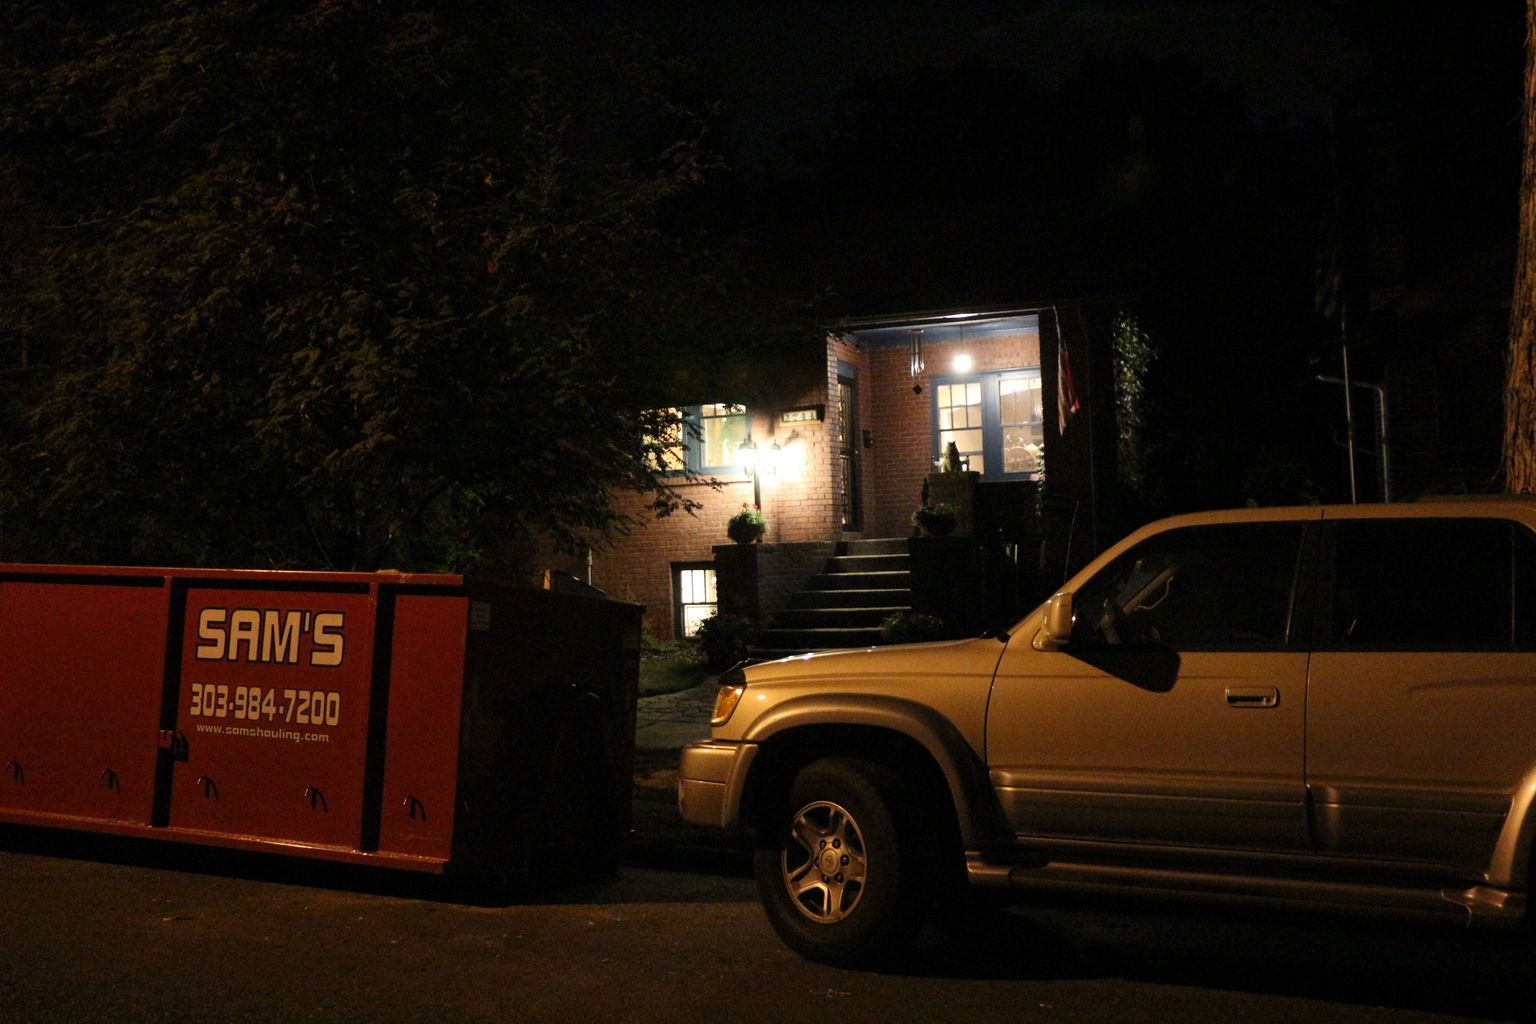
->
[566,0,1526,509]
[1,2,1524,571]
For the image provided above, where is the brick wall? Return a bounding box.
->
[580,381,844,639]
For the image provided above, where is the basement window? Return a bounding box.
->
[673,563,718,638]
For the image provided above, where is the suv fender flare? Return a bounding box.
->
[739,694,1004,848]
[1487,758,1536,891]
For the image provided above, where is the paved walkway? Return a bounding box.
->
[634,678,718,751]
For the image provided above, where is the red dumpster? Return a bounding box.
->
[0,564,641,882]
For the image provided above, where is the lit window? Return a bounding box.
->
[673,564,718,638]
[931,369,1042,480]
[691,404,749,473]
[643,408,687,472]
[648,405,750,474]
[935,381,985,474]
[999,375,1043,475]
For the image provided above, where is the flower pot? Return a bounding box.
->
[911,504,958,538]
[727,521,765,544]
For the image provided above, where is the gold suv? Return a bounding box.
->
[678,501,1536,966]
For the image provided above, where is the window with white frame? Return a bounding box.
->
[690,404,749,472]
[935,380,985,473]
[932,369,1042,480]
[673,563,718,638]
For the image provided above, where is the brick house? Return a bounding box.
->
[555,304,1117,648]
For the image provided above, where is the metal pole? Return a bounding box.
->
[1376,386,1392,502]
[1317,374,1390,502]
[1073,305,1100,554]
[1341,305,1359,503]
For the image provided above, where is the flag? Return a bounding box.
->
[1314,256,1342,323]
[1057,336,1081,434]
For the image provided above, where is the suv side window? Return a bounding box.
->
[1071,523,1304,651]
[1328,518,1517,650]
[1517,526,1536,650]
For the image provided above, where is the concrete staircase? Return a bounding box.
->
[750,538,910,660]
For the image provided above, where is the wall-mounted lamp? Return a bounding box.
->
[952,353,974,373]
[737,439,782,508]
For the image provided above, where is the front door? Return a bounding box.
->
[987,519,1314,850]
[837,370,862,530]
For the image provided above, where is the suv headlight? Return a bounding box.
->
[710,666,747,726]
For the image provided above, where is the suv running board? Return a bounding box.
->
[966,854,1527,928]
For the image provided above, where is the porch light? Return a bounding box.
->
[737,438,758,476]
[952,353,974,373]
[738,439,783,479]
[764,441,783,476]
[738,438,782,509]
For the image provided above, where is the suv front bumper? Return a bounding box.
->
[677,740,759,829]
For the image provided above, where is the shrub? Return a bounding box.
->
[727,504,766,543]
[694,613,757,672]
[910,503,958,537]
[879,610,949,644]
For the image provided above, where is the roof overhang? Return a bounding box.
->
[832,306,1050,347]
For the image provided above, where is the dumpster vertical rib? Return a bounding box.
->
[151,576,188,828]
[358,585,397,853]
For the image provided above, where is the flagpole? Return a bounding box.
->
[1075,304,1100,552]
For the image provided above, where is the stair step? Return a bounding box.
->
[839,538,908,556]
[826,553,910,573]
[790,588,911,609]
[805,570,910,591]
[773,607,906,628]
[752,537,914,658]
[753,626,885,650]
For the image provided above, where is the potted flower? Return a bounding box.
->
[911,502,958,537]
[727,503,766,544]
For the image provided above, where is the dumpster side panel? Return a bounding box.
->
[454,587,641,880]
[533,595,642,855]
[376,593,466,861]
[0,576,167,824]
[0,565,637,882]
[170,585,376,848]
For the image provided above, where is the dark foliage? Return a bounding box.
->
[0,0,805,571]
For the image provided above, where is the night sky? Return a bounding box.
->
[559,0,1526,505]
[557,1,1521,303]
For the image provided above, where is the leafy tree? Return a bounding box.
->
[1510,0,1536,491]
[0,1,780,571]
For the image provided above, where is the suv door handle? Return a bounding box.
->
[1225,687,1279,708]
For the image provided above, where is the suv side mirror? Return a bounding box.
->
[1033,592,1075,651]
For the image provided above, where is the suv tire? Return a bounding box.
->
[754,757,934,967]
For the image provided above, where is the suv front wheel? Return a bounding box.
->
[754,757,935,967]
